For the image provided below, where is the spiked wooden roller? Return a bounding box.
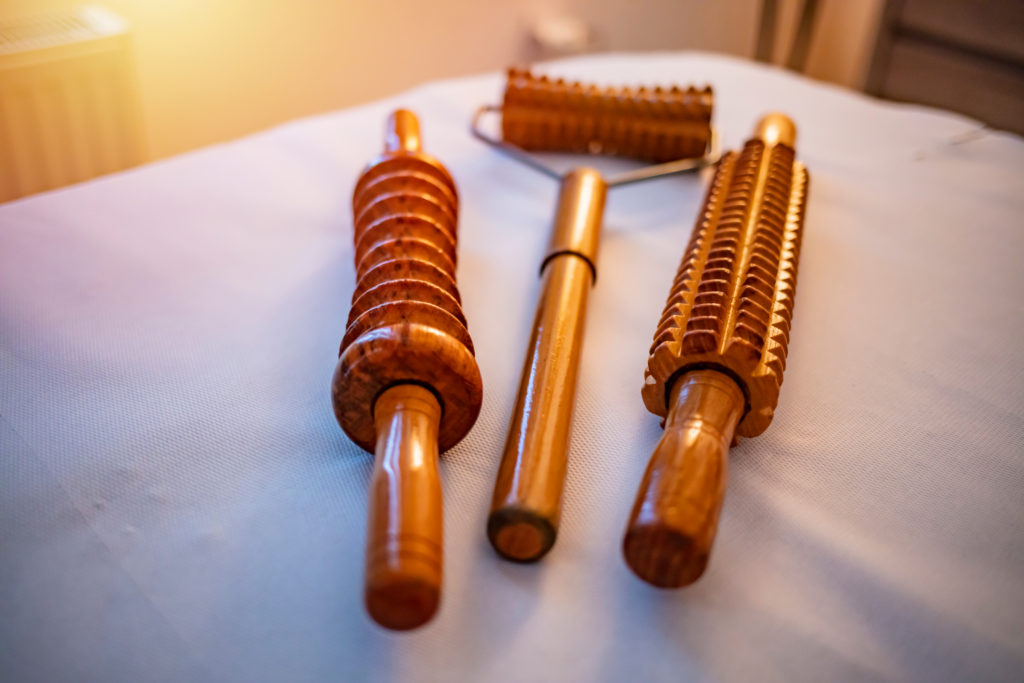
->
[472,69,716,562]
[623,113,810,588]
[332,109,482,630]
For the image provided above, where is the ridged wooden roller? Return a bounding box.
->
[624,113,810,588]
[501,67,713,163]
[332,109,482,630]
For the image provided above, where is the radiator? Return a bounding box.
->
[0,6,145,202]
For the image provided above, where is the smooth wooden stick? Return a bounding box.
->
[488,254,591,561]
[623,369,745,587]
[364,383,443,630]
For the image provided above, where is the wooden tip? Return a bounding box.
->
[385,109,422,154]
[487,507,556,562]
[753,112,797,147]
[622,370,744,588]
[364,384,443,630]
[623,524,709,588]
[365,557,440,631]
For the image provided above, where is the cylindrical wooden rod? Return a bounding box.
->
[488,255,591,560]
[385,109,422,154]
[488,168,606,562]
[623,369,745,587]
[364,383,443,630]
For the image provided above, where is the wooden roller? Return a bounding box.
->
[472,69,715,563]
[624,113,810,588]
[501,67,713,162]
[332,110,482,630]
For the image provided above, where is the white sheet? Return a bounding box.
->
[2,52,1022,682]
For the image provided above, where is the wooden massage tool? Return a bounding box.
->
[331,109,482,630]
[471,68,717,562]
[624,113,810,588]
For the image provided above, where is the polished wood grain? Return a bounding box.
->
[331,109,482,630]
[628,114,809,587]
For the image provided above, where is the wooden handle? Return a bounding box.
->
[488,168,606,562]
[623,370,745,587]
[364,384,443,630]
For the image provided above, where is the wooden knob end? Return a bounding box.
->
[623,370,745,588]
[365,537,441,631]
[486,507,556,562]
[753,112,797,148]
[623,523,709,588]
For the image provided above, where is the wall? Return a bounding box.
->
[777,0,886,86]
[0,0,884,161]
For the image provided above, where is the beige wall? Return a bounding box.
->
[1,0,883,161]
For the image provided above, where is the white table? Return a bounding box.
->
[2,53,1022,682]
